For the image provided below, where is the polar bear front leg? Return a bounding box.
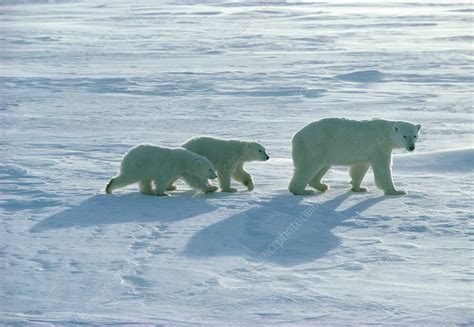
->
[183,175,217,193]
[349,163,370,192]
[371,157,406,195]
[203,179,218,193]
[232,164,254,191]
[218,170,237,193]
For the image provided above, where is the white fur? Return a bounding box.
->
[106,144,217,196]
[181,136,269,192]
[289,118,421,195]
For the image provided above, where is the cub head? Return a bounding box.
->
[245,142,270,161]
[392,122,421,151]
[193,157,217,179]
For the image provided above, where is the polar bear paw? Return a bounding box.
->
[221,187,238,193]
[351,186,368,193]
[204,185,218,193]
[314,183,329,192]
[289,189,315,196]
[384,189,407,196]
[243,179,255,191]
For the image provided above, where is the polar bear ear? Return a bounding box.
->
[416,124,421,131]
[393,125,399,132]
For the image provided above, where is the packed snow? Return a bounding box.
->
[1,0,473,325]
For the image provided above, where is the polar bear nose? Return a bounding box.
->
[408,146,415,151]
[265,155,270,160]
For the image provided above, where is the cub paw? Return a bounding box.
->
[351,186,368,192]
[204,186,218,193]
[221,187,238,193]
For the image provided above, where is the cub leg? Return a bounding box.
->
[309,165,331,192]
[153,177,173,196]
[349,163,370,192]
[166,178,179,191]
[105,174,137,194]
[232,164,254,191]
[139,179,155,195]
[183,175,217,193]
[218,170,237,193]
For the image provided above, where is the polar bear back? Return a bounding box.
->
[120,144,198,179]
[182,137,246,168]
[293,118,394,165]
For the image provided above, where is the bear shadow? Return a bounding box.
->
[183,191,388,266]
[30,191,217,232]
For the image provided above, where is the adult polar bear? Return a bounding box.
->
[289,118,421,196]
[182,136,270,192]
[106,144,217,196]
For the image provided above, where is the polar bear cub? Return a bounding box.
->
[289,118,421,196]
[106,144,217,196]
[181,136,270,192]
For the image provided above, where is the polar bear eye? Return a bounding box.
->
[414,135,417,138]
[403,136,406,139]
[209,168,212,171]
[258,150,262,153]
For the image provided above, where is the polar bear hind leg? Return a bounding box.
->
[349,163,370,192]
[309,165,331,192]
[289,159,325,195]
[106,174,137,194]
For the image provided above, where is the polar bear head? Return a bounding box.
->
[245,142,270,161]
[194,157,217,179]
[392,122,421,151]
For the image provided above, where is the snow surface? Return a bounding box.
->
[1,0,473,325]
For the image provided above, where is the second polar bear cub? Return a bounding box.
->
[289,118,421,196]
[106,144,217,196]
[182,136,270,192]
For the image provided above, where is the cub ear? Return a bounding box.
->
[416,124,421,131]
[393,125,399,132]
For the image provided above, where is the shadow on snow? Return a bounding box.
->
[184,192,388,266]
[30,192,217,232]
